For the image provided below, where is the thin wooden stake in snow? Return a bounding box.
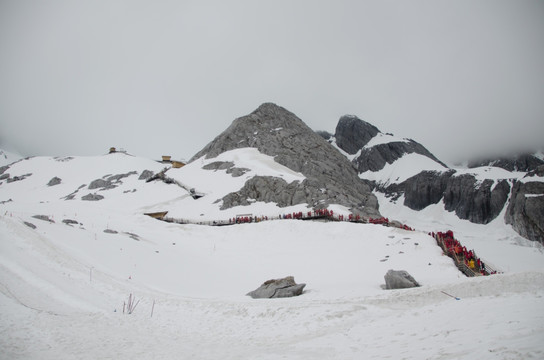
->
[151,300,155,318]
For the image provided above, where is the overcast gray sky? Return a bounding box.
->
[1,0,543,164]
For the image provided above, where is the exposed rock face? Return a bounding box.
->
[505,175,544,244]
[246,276,306,299]
[384,270,420,290]
[47,177,62,186]
[443,176,511,224]
[468,153,544,172]
[355,141,447,173]
[401,170,455,210]
[383,170,511,224]
[334,115,447,173]
[89,172,138,190]
[81,193,104,201]
[138,170,154,181]
[202,161,250,177]
[32,215,54,223]
[190,103,380,216]
[335,115,380,155]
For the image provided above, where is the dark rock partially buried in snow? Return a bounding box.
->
[384,270,420,290]
[47,177,62,186]
[32,215,54,223]
[247,276,306,299]
[82,193,104,201]
[138,169,154,181]
[24,221,36,229]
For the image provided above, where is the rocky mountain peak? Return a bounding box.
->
[190,103,380,216]
[333,115,447,174]
[335,115,380,155]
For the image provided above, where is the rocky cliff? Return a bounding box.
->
[190,103,380,216]
[333,115,543,243]
[505,166,544,244]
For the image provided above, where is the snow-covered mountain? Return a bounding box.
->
[323,114,544,244]
[1,104,544,359]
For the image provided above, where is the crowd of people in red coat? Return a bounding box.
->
[433,230,492,276]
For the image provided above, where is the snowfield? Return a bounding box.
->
[1,151,543,359]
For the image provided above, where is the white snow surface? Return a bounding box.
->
[363,132,410,149]
[1,149,543,359]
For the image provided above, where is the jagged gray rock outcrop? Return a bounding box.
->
[384,270,420,290]
[89,172,138,190]
[401,170,455,210]
[202,161,250,177]
[82,193,104,201]
[47,177,62,186]
[246,276,306,299]
[505,171,544,244]
[138,170,154,181]
[190,103,380,216]
[335,115,380,155]
[381,170,511,224]
[443,176,511,224]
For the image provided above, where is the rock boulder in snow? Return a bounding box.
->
[247,276,306,299]
[47,177,62,186]
[384,270,420,290]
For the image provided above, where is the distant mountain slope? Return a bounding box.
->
[468,152,544,172]
[0,152,183,211]
[327,115,544,244]
[189,103,380,216]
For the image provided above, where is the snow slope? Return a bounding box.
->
[1,150,543,359]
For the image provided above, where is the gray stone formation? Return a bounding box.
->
[81,193,104,201]
[505,166,544,244]
[88,171,138,191]
[190,103,380,216]
[246,276,306,299]
[334,115,447,173]
[47,177,62,186]
[384,270,420,290]
[202,161,250,177]
[32,215,54,223]
[385,171,511,224]
[138,170,154,181]
[23,221,36,229]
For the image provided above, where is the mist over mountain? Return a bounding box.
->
[1,102,542,244]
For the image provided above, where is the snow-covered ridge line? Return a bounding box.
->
[362,132,410,149]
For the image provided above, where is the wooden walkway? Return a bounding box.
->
[434,234,499,277]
